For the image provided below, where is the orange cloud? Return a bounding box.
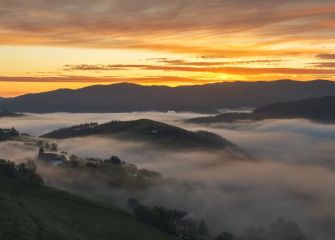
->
[62,64,335,75]
[1,0,335,91]
[0,0,334,57]
[316,54,335,60]
[0,76,213,84]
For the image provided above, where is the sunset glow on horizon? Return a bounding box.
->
[1,0,335,96]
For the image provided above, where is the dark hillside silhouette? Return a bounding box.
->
[41,119,240,151]
[188,96,335,123]
[1,80,335,113]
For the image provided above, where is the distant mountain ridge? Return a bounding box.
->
[1,80,335,113]
[188,96,335,123]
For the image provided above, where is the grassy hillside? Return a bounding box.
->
[41,119,237,150]
[0,175,176,240]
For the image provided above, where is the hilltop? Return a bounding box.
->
[41,119,239,151]
[1,80,335,113]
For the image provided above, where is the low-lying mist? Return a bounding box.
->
[1,112,335,239]
[0,112,207,136]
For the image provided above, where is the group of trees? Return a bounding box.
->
[127,200,307,240]
[41,122,106,139]
[62,154,165,190]
[0,127,19,141]
[0,159,43,184]
[239,218,307,240]
[67,155,123,168]
[128,198,212,240]
[193,130,232,148]
[36,140,58,152]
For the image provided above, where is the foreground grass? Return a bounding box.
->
[0,176,176,240]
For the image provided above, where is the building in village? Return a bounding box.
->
[38,147,67,166]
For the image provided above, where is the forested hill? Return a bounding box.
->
[253,96,335,120]
[188,96,335,123]
[0,159,176,240]
[1,80,335,113]
[41,119,238,150]
[0,110,23,118]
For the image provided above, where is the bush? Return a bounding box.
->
[0,159,43,184]
[216,231,235,240]
[128,198,203,239]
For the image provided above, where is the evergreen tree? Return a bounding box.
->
[197,219,209,236]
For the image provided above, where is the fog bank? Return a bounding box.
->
[1,112,335,239]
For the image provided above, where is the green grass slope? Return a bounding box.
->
[0,176,176,240]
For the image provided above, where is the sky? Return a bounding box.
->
[1,0,335,96]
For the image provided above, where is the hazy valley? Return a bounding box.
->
[1,109,335,240]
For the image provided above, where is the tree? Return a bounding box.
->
[130,200,190,236]
[69,155,80,167]
[216,231,235,240]
[124,163,138,176]
[0,129,4,140]
[26,160,37,173]
[44,142,50,150]
[36,140,44,147]
[10,128,19,136]
[197,219,209,236]
[0,159,43,184]
[110,156,122,164]
[50,143,58,152]
[0,159,16,177]
[85,162,97,168]
[128,198,141,209]
[241,218,307,240]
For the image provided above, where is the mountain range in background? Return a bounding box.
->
[188,96,335,124]
[1,80,335,113]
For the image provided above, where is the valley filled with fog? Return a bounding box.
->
[1,112,335,239]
